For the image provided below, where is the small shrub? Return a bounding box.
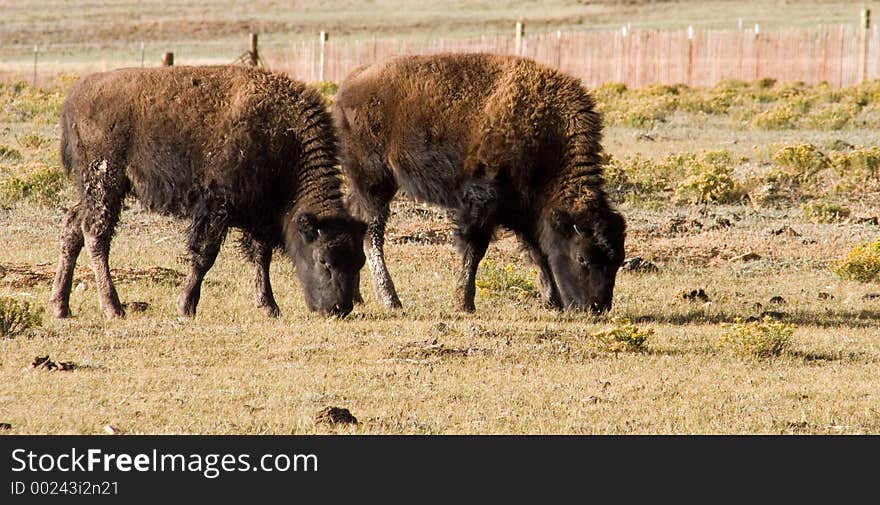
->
[592,318,653,353]
[0,145,23,161]
[604,154,675,200]
[771,143,829,184]
[0,298,42,338]
[833,237,880,282]
[673,150,744,204]
[0,166,67,205]
[475,260,537,301]
[829,145,880,192]
[16,132,50,150]
[752,97,810,129]
[718,317,795,358]
[802,200,850,223]
[0,83,64,124]
[802,102,859,130]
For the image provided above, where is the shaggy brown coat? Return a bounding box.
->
[333,53,625,312]
[50,65,365,319]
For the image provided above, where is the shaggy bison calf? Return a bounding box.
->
[334,53,626,313]
[50,65,366,319]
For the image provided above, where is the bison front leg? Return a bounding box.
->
[178,210,228,317]
[453,180,499,312]
[520,238,562,310]
[454,230,491,313]
[49,203,85,318]
[364,205,403,309]
[240,233,281,318]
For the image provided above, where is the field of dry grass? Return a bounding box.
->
[1,70,879,434]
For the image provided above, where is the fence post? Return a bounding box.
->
[249,33,259,66]
[754,24,760,80]
[318,31,328,81]
[515,20,524,56]
[162,52,174,66]
[687,25,694,85]
[32,45,38,86]
[861,8,871,82]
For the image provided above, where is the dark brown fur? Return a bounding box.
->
[50,65,365,319]
[333,53,625,312]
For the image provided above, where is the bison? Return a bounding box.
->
[333,53,626,313]
[49,65,366,319]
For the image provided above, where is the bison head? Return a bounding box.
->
[285,212,367,317]
[541,205,626,313]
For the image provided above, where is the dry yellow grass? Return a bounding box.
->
[1,192,879,434]
[1,71,880,434]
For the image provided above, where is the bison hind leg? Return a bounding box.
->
[80,159,129,319]
[49,203,85,318]
[346,178,402,310]
[239,231,281,318]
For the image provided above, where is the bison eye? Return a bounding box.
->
[577,254,588,267]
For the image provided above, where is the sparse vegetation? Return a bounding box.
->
[0,145,23,162]
[718,317,795,358]
[0,166,67,206]
[833,237,880,282]
[1,32,879,434]
[0,297,41,338]
[475,260,538,301]
[594,78,880,130]
[674,150,744,204]
[801,201,850,223]
[591,318,652,353]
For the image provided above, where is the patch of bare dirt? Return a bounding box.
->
[386,338,487,361]
[390,228,452,245]
[0,262,184,288]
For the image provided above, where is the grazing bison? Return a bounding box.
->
[49,65,366,319]
[333,53,626,313]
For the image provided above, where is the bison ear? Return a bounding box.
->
[296,213,319,243]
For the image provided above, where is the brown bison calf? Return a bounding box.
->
[333,53,625,313]
[50,65,366,319]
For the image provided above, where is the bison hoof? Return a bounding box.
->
[457,302,476,313]
[105,307,126,319]
[50,302,71,319]
[545,299,564,311]
[177,302,197,317]
[353,291,364,305]
[384,298,403,310]
[262,304,281,318]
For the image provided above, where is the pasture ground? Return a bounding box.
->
[1,72,879,434]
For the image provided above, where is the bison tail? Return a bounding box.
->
[59,111,76,178]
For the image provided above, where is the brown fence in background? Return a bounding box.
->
[266,23,879,88]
